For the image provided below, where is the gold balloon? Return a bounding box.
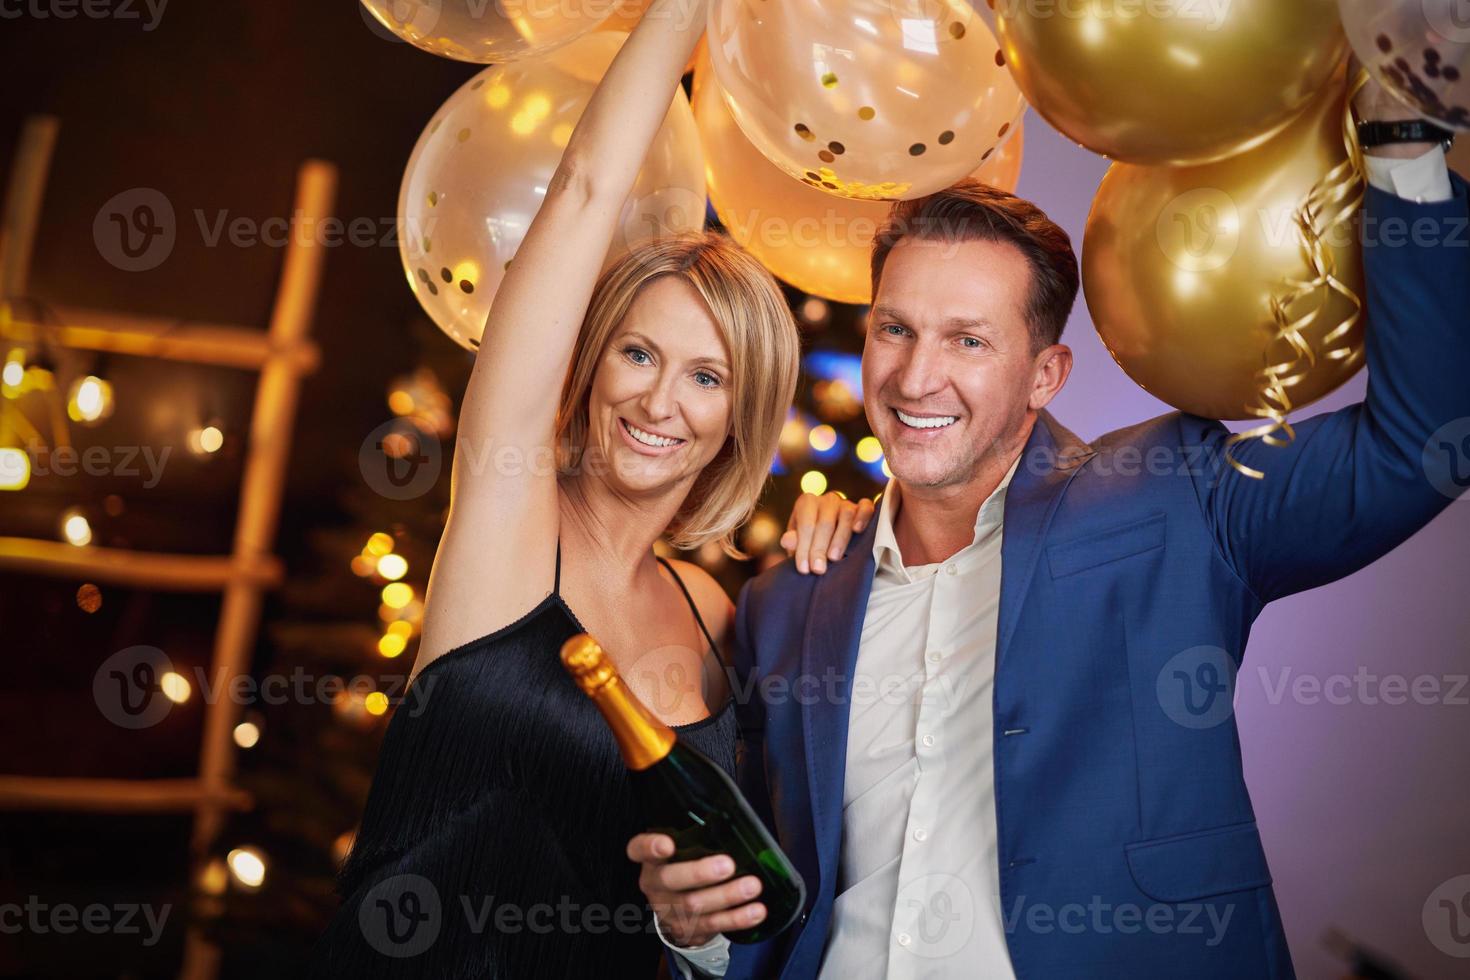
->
[996,0,1347,165]
[398,32,707,350]
[708,0,1025,201]
[360,0,617,63]
[1083,69,1366,421]
[693,53,1024,304]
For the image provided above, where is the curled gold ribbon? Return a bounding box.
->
[1224,69,1371,479]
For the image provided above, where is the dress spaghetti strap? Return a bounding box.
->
[656,555,719,655]
[554,535,562,594]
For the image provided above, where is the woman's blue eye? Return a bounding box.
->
[694,371,721,388]
[625,346,651,364]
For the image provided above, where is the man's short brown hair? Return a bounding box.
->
[870,178,1080,353]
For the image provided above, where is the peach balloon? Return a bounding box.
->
[360,0,622,63]
[708,0,1025,201]
[398,32,707,350]
[693,53,1023,305]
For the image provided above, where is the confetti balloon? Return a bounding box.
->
[707,0,1025,201]
[996,0,1347,165]
[1339,0,1470,131]
[603,0,706,75]
[398,31,707,350]
[360,0,621,62]
[692,52,1024,304]
[1083,71,1365,420]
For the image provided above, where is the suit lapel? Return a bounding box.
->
[996,411,1094,671]
[799,517,879,893]
[792,411,1091,898]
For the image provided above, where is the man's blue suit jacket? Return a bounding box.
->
[716,175,1470,979]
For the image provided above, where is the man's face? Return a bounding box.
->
[862,237,1069,490]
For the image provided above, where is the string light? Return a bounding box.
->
[365,691,390,715]
[365,532,395,557]
[226,847,266,889]
[233,721,261,749]
[188,423,224,455]
[808,425,838,452]
[66,375,114,424]
[60,509,92,547]
[377,632,407,658]
[160,671,192,704]
[1,349,24,391]
[800,470,828,495]
[381,582,414,609]
[0,447,30,490]
[376,553,408,581]
[856,436,884,463]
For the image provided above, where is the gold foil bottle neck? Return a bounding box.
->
[559,633,676,770]
[561,634,617,691]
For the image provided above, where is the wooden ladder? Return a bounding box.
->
[0,114,337,980]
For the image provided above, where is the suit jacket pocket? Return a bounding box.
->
[1047,512,1167,579]
[1125,820,1273,903]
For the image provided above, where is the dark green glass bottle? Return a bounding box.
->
[560,633,806,944]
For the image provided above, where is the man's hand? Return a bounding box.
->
[779,491,876,574]
[628,833,765,948]
[1352,54,1441,160]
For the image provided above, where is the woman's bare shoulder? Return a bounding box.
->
[665,557,735,643]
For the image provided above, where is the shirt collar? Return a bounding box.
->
[871,452,1023,574]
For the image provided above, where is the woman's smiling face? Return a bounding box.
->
[585,275,735,496]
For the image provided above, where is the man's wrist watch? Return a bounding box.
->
[1356,118,1456,151]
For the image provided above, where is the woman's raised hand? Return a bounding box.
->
[780,492,876,575]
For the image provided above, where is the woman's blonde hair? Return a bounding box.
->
[555,232,800,557]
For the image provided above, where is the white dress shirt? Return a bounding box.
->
[663,146,1454,980]
[815,455,1021,980]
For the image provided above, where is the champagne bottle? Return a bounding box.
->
[560,633,807,944]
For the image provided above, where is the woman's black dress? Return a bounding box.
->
[307,542,738,978]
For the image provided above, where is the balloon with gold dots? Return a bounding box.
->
[708,0,1024,201]
[398,31,707,350]
[360,0,620,64]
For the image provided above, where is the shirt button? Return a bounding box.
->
[897,933,912,947]
[921,734,936,748]
[913,828,928,842]
[945,564,958,575]
[927,650,941,663]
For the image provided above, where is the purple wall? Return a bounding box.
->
[1016,108,1470,980]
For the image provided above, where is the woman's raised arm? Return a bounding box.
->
[417,0,708,668]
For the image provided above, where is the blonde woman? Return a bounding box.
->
[308,1,800,976]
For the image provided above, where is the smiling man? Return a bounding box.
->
[629,81,1470,980]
